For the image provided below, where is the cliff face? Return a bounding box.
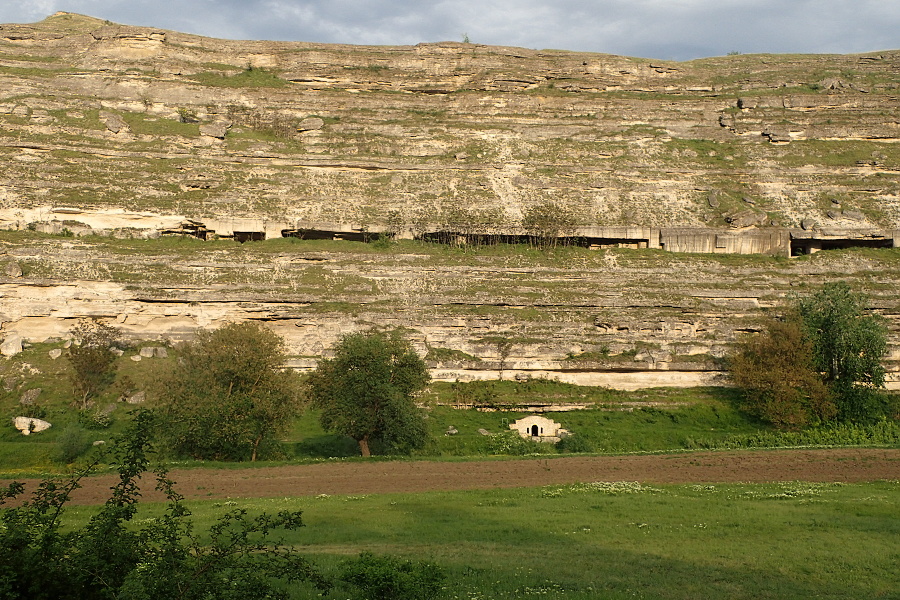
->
[1,13,899,387]
[2,13,899,234]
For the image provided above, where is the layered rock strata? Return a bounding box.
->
[1,13,899,389]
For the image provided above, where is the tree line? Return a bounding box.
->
[66,320,432,462]
[389,200,581,250]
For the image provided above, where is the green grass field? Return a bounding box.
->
[57,480,900,599]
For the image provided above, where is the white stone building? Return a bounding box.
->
[509,415,568,443]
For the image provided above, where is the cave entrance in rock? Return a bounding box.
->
[234,231,265,243]
[416,231,653,249]
[584,237,650,250]
[281,229,389,243]
[790,237,893,256]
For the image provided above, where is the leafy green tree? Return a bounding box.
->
[728,316,835,428]
[307,329,430,457]
[0,411,328,600]
[797,282,889,422]
[729,283,890,427]
[67,319,122,409]
[157,322,302,461]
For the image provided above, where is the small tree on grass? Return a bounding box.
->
[728,315,834,429]
[67,319,122,409]
[797,282,889,422]
[307,329,430,457]
[157,322,303,461]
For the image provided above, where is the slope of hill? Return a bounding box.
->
[0,13,898,386]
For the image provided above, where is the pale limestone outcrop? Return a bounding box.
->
[13,416,51,435]
[199,121,230,139]
[1,334,22,357]
[99,110,129,134]
[4,261,22,278]
[1,14,899,239]
[126,390,146,404]
[20,388,40,405]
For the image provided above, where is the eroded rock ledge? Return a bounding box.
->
[2,206,898,257]
[1,237,897,390]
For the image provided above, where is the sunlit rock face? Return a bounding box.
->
[0,13,898,388]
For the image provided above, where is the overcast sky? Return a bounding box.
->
[1,1,898,61]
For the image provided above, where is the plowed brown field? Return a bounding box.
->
[10,448,900,505]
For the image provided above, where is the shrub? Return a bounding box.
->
[487,431,550,455]
[19,403,47,420]
[0,411,330,600]
[54,424,91,464]
[339,551,445,600]
[556,434,594,453]
[176,107,199,123]
[78,409,112,430]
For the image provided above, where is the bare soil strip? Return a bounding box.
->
[8,449,898,506]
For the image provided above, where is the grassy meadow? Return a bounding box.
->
[55,479,900,600]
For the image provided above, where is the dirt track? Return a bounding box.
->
[9,448,899,506]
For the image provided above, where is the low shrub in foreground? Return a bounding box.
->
[0,411,328,600]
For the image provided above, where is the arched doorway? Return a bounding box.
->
[531,424,539,437]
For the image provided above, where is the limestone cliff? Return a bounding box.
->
[1,13,899,238]
[1,13,899,388]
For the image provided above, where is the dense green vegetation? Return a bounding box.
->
[0,414,329,600]
[156,322,304,461]
[729,282,896,427]
[9,415,894,600]
[308,329,431,457]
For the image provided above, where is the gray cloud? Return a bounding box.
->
[1,0,898,60]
